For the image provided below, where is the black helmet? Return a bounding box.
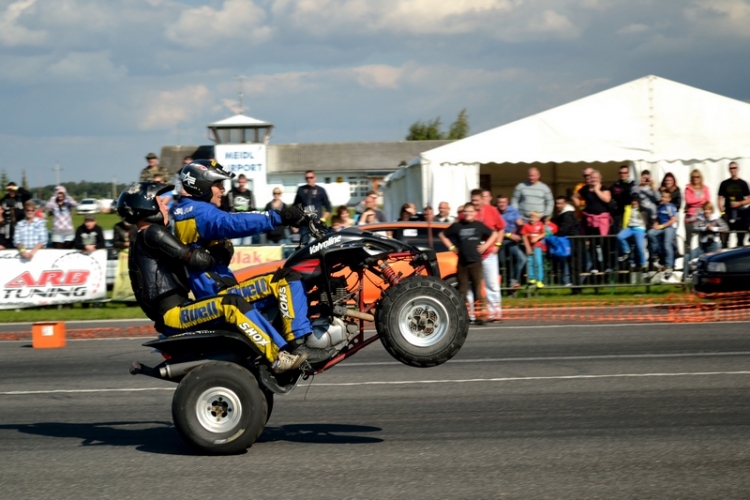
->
[179,159,233,201]
[117,182,174,224]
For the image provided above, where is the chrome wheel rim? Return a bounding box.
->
[195,387,242,433]
[397,296,450,347]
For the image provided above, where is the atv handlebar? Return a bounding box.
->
[302,207,331,241]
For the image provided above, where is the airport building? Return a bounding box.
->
[160,114,451,207]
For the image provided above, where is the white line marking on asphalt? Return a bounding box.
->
[0,388,174,395]
[339,351,750,367]
[477,321,750,329]
[312,371,750,387]
[2,371,749,395]
[2,320,750,341]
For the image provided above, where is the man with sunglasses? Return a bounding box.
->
[14,200,48,260]
[610,165,634,233]
[293,170,331,243]
[718,161,750,247]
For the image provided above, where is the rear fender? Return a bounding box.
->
[144,330,257,359]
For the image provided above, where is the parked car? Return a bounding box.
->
[691,246,750,294]
[234,221,458,304]
[77,198,100,215]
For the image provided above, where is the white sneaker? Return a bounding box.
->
[272,351,308,373]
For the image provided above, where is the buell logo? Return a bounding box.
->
[3,269,90,299]
[309,235,342,255]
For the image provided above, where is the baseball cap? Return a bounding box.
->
[84,214,96,221]
[146,152,158,160]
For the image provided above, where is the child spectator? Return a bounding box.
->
[617,195,651,272]
[74,215,106,255]
[522,211,546,288]
[331,216,343,232]
[647,190,678,279]
[336,205,354,228]
[543,215,558,237]
[439,203,493,325]
[690,202,727,260]
[684,169,710,253]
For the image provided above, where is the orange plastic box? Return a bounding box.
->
[32,322,66,349]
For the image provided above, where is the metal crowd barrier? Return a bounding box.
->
[497,230,749,294]
[239,230,750,294]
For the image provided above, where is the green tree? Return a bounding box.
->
[406,117,445,140]
[406,109,469,141]
[0,169,7,198]
[21,169,28,190]
[448,108,470,140]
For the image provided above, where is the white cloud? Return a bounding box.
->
[166,0,272,48]
[617,23,649,35]
[230,62,524,100]
[0,0,47,46]
[273,0,581,41]
[526,9,580,38]
[138,84,215,130]
[47,51,128,82]
[684,0,750,38]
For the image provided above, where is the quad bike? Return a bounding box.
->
[130,214,468,454]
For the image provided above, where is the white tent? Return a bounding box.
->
[382,75,750,224]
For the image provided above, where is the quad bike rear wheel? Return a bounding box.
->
[172,361,267,455]
[376,276,468,367]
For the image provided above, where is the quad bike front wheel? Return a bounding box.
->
[172,361,267,455]
[376,276,469,367]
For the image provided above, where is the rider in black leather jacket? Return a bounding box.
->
[118,181,306,373]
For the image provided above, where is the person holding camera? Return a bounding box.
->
[45,186,78,248]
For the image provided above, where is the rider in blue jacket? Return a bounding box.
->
[172,160,323,360]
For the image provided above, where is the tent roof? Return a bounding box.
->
[421,75,750,165]
[208,114,272,128]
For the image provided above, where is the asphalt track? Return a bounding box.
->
[1,321,749,499]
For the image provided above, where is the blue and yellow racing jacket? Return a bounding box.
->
[172,196,282,298]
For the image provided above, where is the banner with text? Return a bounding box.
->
[215,143,269,201]
[228,246,283,271]
[110,246,283,301]
[0,249,108,309]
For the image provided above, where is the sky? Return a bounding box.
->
[1,0,750,186]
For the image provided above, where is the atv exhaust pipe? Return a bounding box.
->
[130,359,218,381]
[333,305,375,322]
[159,359,213,379]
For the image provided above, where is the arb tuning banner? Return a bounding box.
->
[0,249,108,309]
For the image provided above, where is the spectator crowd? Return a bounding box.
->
[433,162,749,318]
[3,151,748,322]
